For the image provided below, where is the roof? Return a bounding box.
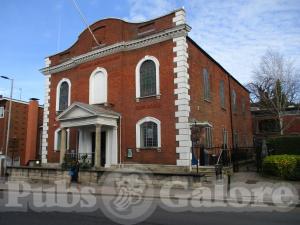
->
[0,97,44,108]
[57,102,120,121]
[75,102,121,117]
[187,37,250,93]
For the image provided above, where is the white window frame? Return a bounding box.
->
[0,107,4,118]
[54,128,70,151]
[56,78,71,112]
[136,117,161,148]
[135,55,160,98]
[89,67,108,104]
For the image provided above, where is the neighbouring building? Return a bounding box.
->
[251,106,300,139]
[40,9,252,168]
[0,96,43,166]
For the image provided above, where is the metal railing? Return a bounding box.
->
[63,152,95,169]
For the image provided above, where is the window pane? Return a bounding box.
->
[140,121,158,148]
[203,69,210,100]
[140,60,156,97]
[0,107,4,118]
[59,81,69,111]
[220,80,225,108]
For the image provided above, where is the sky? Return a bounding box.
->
[0,0,299,104]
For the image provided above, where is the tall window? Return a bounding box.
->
[89,68,108,104]
[140,60,156,97]
[56,79,71,112]
[136,117,161,149]
[242,98,246,115]
[141,122,158,148]
[233,131,238,148]
[222,128,228,148]
[203,68,210,100]
[219,80,225,108]
[54,129,69,151]
[205,127,213,148]
[232,90,237,112]
[0,107,4,118]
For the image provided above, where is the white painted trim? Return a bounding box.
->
[54,128,70,151]
[172,10,192,167]
[135,55,160,98]
[136,117,161,148]
[89,67,108,104]
[55,78,71,112]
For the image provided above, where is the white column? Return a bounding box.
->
[59,128,67,164]
[111,126,118,165]
[94,125,101,168]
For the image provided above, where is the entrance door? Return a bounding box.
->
[91,131,106,167]
[101,132,106,167]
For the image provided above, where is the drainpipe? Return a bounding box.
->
[228,76,234,149]
[119,115,122,168]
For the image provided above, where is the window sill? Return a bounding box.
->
[136,94,161,102]
[136,147,161,152]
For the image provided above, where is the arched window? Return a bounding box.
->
[56,78,71,112]
[140,60,156,97]
[89,67,108,104]
[136,117,161,148]
[136,56,160,98]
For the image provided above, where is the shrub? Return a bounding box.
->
[267,136,300,155]
[263,155,300,180]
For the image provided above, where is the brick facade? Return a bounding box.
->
[0,98,43,165]
[41,9,253,166]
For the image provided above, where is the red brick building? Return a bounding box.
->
[252,106,300,138]
[40,9,252,168]
[0,96,43,166]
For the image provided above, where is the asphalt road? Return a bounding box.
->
[0,208,300,225]
[1,196,299,225]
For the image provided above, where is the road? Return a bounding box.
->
[0,193,299,225]
[0,207,300,225]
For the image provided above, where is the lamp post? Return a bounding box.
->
[0,75,14,170]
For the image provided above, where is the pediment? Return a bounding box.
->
[58,105,95,120]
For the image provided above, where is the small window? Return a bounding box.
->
[140,121,158,148]
[140,60,156,97]
[205,127,213,148]
[203,68,211,101]
[219,80,225,108]
[0,107,4,118]
[232,90,237,112]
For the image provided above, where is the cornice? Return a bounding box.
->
[40,24,191,75]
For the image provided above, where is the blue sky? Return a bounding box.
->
[0,0,299,104]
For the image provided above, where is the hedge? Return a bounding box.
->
[263,155,300,180]
[267,136,300,155]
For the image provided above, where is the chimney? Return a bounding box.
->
[24,98,39,165]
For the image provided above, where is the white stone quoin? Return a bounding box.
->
[41,57,51,164]
[173,9,192,167]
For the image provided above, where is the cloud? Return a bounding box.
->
[126,0,300,84]
[126,0,178,22]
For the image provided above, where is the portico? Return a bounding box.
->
[57,102,120,168]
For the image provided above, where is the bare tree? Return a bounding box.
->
[247,49,300,134]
